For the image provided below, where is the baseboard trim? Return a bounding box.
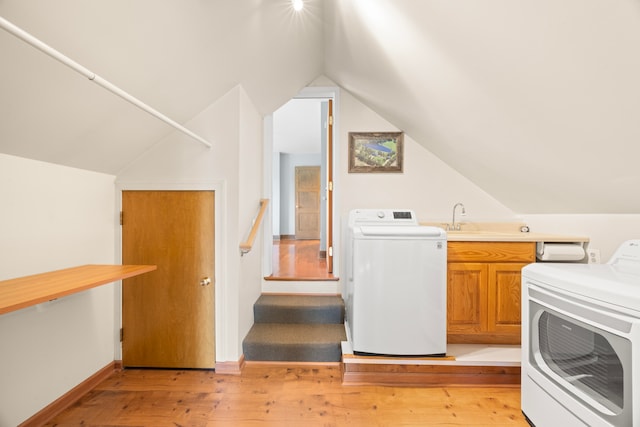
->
[246,360,342,368]
[342,363,520,387]
[19,361,119,427]
[215,355,245,375]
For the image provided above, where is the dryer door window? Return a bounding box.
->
[538,310,623,410]
[529,300,631,420]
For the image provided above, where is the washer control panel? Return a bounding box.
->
[349,209,418,226]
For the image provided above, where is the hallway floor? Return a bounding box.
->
[268,239,337,281]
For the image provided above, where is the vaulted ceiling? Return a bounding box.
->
[1,1,639,214]
[324,0,640,214]
[0,0,324,172]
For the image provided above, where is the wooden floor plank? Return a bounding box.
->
[268,240,336,280]
[45,365,529,426]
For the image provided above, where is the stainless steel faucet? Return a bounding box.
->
[449,203,466,231]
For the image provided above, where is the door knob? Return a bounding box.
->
[200,277,212,286]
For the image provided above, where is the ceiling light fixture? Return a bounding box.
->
[292,0,304,12]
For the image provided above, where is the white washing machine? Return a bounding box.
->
[345,209,447,356]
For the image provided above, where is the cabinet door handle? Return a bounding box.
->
[200,277,212,287]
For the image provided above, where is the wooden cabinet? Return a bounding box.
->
[488,263,526,337]
[447,263,487,335]
[447,242,535,344]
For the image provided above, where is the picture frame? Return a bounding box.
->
[348,131,404,173]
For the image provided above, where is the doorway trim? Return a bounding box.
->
[262,86,341,294]
[115,181,230,362]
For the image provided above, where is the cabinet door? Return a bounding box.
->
[447,263,488,337]
[487,263,526,343]
[448,242,536,263]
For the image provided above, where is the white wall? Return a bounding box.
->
[334,84,640,266]
[116,85,264,363]
[0,154,115,427]
[273,99,323,153]
[324,0,640,215]
[271,151,281,236]
[337,87,516,222]
[237,88,265,354]
[522,214,640,262]
[279,153,322,235]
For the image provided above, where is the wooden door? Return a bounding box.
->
[122,190,215,369]
[295,166,321,240]
[447,263,488,338]
[487,263,525,341]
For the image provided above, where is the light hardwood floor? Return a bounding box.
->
[46,364,529,426]
[268,239,337,280]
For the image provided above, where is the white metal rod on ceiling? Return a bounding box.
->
[0,15,213,149]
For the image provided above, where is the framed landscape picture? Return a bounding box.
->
[348,132,404,173]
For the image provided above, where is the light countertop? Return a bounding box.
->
[420,222,589,243]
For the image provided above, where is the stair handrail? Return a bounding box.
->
[240,199,269,256]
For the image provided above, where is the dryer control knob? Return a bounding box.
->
[377,211,385,218]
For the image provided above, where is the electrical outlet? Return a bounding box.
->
[587,248,601,264]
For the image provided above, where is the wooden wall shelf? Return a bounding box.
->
[0,264,157,315]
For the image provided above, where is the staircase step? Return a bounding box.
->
[253,295,344,324]
[243,323,346,362]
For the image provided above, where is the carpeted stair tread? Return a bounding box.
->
[254,295,344,324]
[245,323,346,344]
[243,323,346,362]
[243,295,346,362]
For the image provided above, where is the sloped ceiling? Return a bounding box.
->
[0,0,323,173]
[1,1,639,214]
[324,0,640,214]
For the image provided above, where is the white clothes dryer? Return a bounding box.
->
[522,240,640,427]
